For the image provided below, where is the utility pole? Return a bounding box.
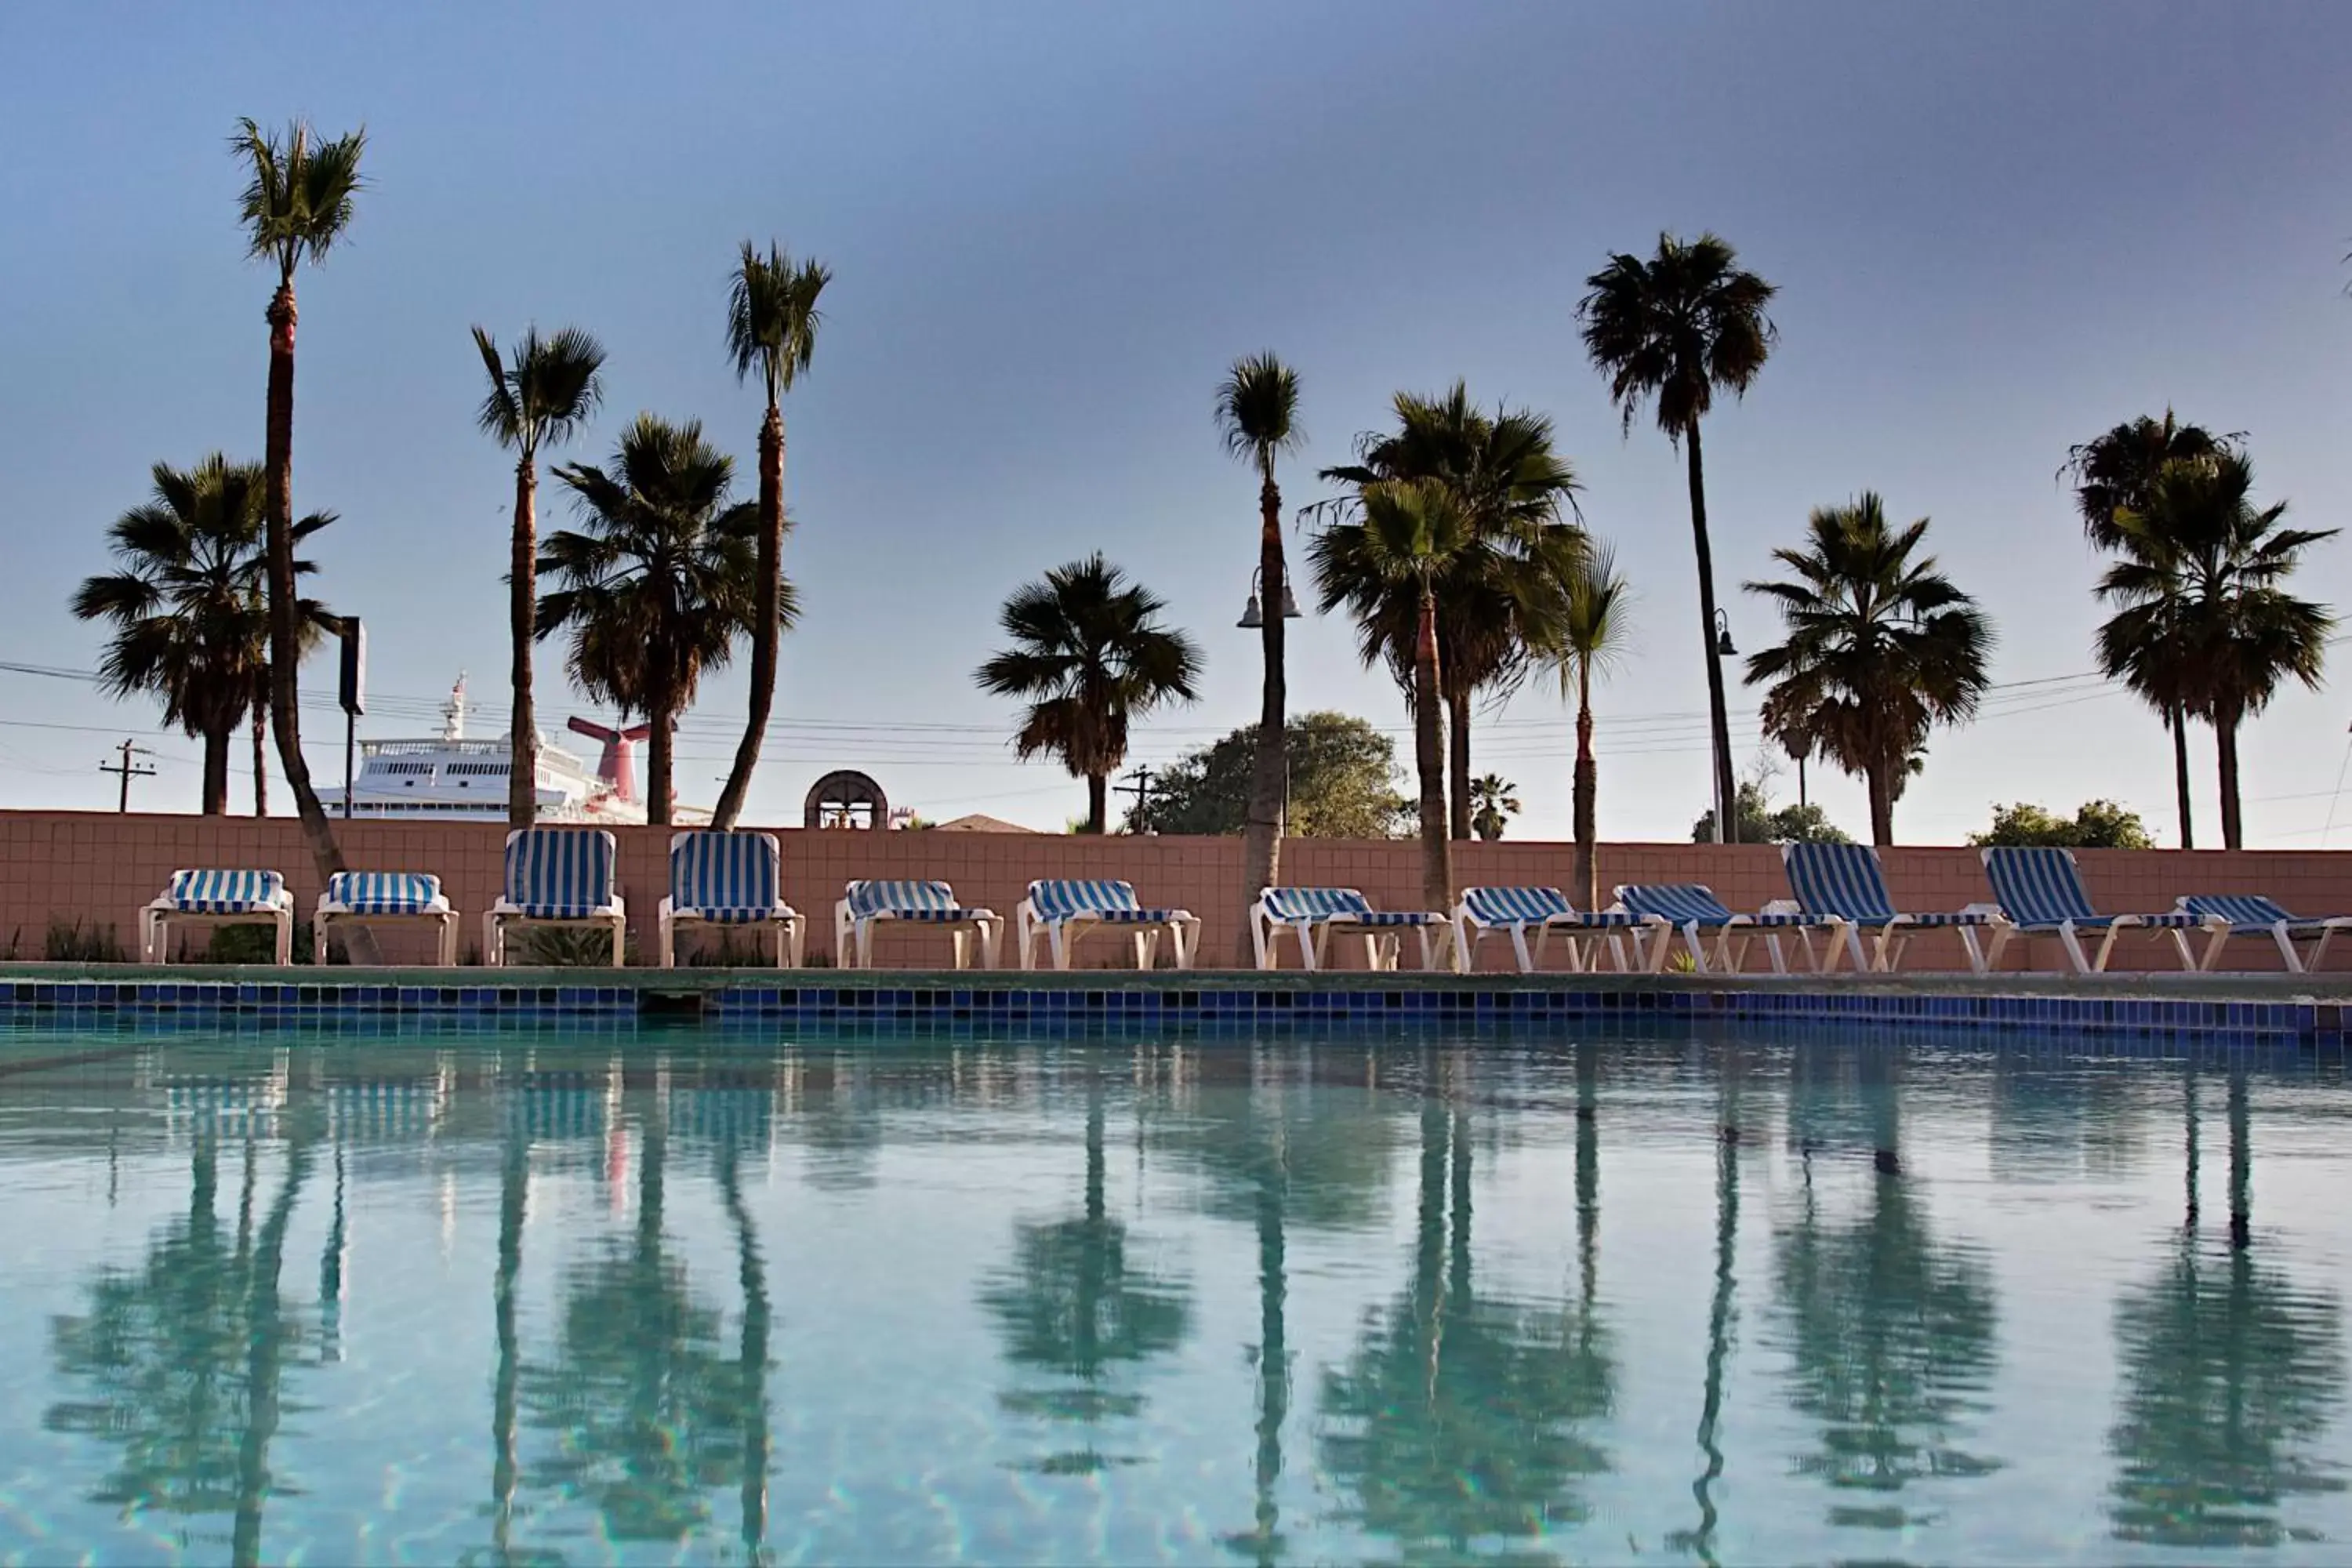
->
[1114,766,1155,832]
[100,740,156,813]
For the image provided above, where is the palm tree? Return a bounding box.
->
[542,415,779,826]
[2099,453,2335,849]
[473,325,608,829]
[1217,354,1303,957]
[1310,478,1472,911]
[1743,495,1994,845]
[1318,384,1584,835]
[713,241,830,829]
[1579,233,1777,842]
[233,118,369,949]
[73,458,331,814]
[975,554,1203,833]
[1547,543,1632,909]
[2064,413,2239,848]
[1467,773,1519,840]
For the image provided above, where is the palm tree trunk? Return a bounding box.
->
[1684,420,1737,844]
[649,703,675,829]
[1086,772,1108,835]
[508,456,539,829]
[1240,475,1287,964]
[1414,590,1452,913]
[1866,760,1894,847]
[2216,712,2244,850]
[262,284,376,962]
[201,724,232,815]
[715,404,785,829]
[1573,666,1598,909]
[1447,688,1472,841]
[2169,704,2195,850]
[251,681,269,816]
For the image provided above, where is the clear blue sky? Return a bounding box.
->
[3,1,2350,844]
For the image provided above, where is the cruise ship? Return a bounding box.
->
[320,677,651,823]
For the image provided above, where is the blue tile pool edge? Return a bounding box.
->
[0,977,2336,1046]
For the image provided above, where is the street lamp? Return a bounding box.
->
[1714,608,1737,659]
[1709,610,1737,841]
[1237,565,1303,630]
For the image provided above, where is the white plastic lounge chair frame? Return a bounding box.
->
[1016,879,1200,971]
[833,880,1002,970]
[1613,884,1827,975]
[658,831,804,968]
[1452,886,1642,973]
[314,872,458,966]
[485,829,626,967]
[2176,895,2352,974]
[143,869,293,965]
[1979,847,2199,975]
[1780,843,2004,975]
[1251,887,1456,972]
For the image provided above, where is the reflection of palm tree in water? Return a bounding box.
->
[522,1108,744,1542]
[1319,1081,1613,1559]
[1671,1047,1741,1566]
[49,1119,317,1568]
[978,1078,1192,1475]
[715,1138,775,1558]
[1770,1047,2000,1537]
[2109,1066,2348,1548]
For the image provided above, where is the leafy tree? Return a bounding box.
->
[1969,800,2154,849]
[73,457,331,813]
[714,241,830,829]
[975,554,1203,834]
[2099,453,2335,848]
[232,117,372,954]
[1545,543,1634,908]
[1217,354,1304,962]
[1317,383,1584,837]
[1311,478,1471,910]
[1745,495,1994,844]
[1580,232,1777,841]
[1468,772,1520,840]
[2064,412,2240,848]
[1691,779,1852,845]
[1123,712,1409,837]
[473,325,608,828]
[543,415,782,825]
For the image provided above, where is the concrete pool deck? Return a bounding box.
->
[0,963,2345,1044]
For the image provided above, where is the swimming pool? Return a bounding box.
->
[0,1025,2345,1565]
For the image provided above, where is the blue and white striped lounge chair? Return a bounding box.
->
[1614,884,1828,975]
[143,869,294,965]
[1979,847,2199,974]
[1780,843,2003,974]
[485,829,626,967]
[1452,886,1642,974]
[659,831,803,968]
[2176,895,2352,974]
[833,880,1002,970]
[314,871,458,966]
[1252,887,1455,972]
[1016,879,1200,971]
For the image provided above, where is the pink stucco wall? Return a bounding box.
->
[9,811,2351,972]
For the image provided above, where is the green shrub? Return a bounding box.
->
[515,927,638,967]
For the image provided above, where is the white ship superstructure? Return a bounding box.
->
[321,677,648,823]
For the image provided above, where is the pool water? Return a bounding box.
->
[0,1026,2347,1566]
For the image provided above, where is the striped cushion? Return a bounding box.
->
[1617,884,1740,925]
[847,880,981,919]
[670,831,783,917]
[325,871,441,916]
[1262,887,1374,921]
[1463,886,1573,924]
[1983,848,2198,929]
[164,869,285,914]
[505,829,616,918]
[1783,844,1899,922]
[2182,895,2338,931]
[1029,879,1143,920]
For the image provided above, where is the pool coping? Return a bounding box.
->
[0,964,2343,1044]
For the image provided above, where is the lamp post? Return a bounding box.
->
[1711,610,1737,843]
[1239,569,1302,833]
